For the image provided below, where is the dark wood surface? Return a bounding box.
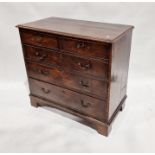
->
[17,17,133,43]
[17,17,133,136]
[29,78,107,122]
[30,95,111,136]
[60,37,111,59]
[23,44,109,79]
[20,29,58,50]
[108,30,133,119]
[26,62,108,100]
[21,29,111,60]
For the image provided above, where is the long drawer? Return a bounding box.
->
[23,45,109,79]
[26,62,108,99]
[29,78,106,121]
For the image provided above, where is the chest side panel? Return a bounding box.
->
[108,30,133,120]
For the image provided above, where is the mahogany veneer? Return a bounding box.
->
[17,17,134,136]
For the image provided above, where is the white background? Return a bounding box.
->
[0,2,155,152]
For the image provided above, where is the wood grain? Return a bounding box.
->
[29,78,107,122]
[23,44,109,79]
[17,17,133,43]
[17,17,134,136]
[26,62,108,99]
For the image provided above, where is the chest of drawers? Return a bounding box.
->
[17,17,134,136]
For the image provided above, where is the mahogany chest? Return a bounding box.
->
[17,17,134,136]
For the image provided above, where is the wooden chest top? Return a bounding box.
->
[17,17,133,43]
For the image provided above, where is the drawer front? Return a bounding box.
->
[61,38,110,59]
[26,62,108,99]
[23,45,108,79]
[23,45,61,66]
[29,78,106,121]
[20,29,58,49]
[62,53,108,79]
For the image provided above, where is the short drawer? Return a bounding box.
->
[20,29,58,49]
[26,62,108,99]
[23,45,109,79]
[29,78,106,121]
[62,53,108,79]
[23,45,61,66]
[61,37,110,59]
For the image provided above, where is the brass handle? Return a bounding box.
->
[77,42,85,48]
[77,42,90,49]
[39,54,47,60]
[80,100,91,108]
[32,68,49,76]
[35,52,40,56]
[41,88,50,94]
[35,52,47,60]
[79,80,89,88]
[41,70,49,76]
[78,62,91,70]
